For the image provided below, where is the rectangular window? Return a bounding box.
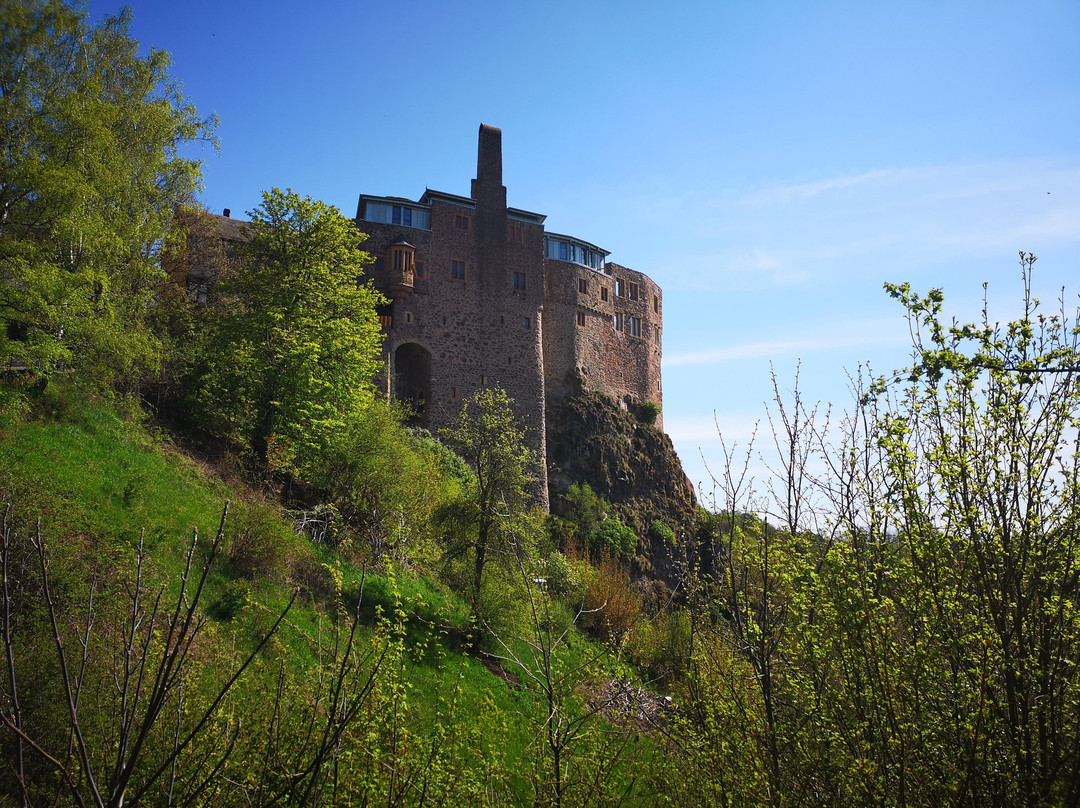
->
[451,260,466,279]
[630,316,641,337]
[378,314,392,328]
[616,279,625,297]
[600,286,608,302]
[405,312,413,324]
[578,278,588,294]
[455,214,469,230]
[509,224,523,242]
[414,261,424,278]
[513,272,527,290]
[629,282,639,301]
[524,317,530,328]
[576,310,586,327]
[653,295,659,313]
[363,203,429,229]
[614,312,623,332]
[373,257,384,272]
[559,241,568,261]
[654,325,660,341]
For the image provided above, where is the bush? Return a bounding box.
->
[627,608,692,685]
[648,519,676,545]
[638,401,660,425]
[589,516,637,559]
[581,556,642,643]
[543,550,581,599]
[226,498,305,581]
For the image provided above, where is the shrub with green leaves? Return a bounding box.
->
[588,516,637,559]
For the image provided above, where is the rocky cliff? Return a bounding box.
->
[545,391,698,582]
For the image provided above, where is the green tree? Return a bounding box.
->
[438,387,538,607]
[0,0,213,394]
[192,188,385,478]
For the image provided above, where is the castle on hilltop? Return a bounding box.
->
[354,125,664,503]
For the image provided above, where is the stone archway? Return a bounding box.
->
[394,342,431,426]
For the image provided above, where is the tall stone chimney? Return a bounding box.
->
[472,123,507,210]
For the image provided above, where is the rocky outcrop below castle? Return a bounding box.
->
[545,391,698,583]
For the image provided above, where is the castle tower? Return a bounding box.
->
[355,125,549,508]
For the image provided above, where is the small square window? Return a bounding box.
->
[576,310,586,327]
[578,278,588,294]
[600,287,608,302]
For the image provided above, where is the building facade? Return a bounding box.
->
[354,125,664,504]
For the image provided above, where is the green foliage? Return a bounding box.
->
[305,402,442,564]
[0,0,213,395]
[638,399,661,425]
[648,518,676,545]
[225,496,308,581]
[588,515,637,559]
[542,550,581,599]
[562,481,606,540]
[191,188,386,476]
[672,255,1080,806]
[438,387,539,608]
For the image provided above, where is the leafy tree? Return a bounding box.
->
[192,188,385,478]
[0,0,213,394]
[438,387,539,607]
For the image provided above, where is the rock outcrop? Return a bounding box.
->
[545,391,698,585]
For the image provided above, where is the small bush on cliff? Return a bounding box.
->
[589,516,637,559]
[638,400,661,425]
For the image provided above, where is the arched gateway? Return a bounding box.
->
[393,342,431,426]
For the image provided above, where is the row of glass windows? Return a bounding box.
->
[363,202,432,230]
[545,238,605,269]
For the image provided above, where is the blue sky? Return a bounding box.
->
[88,0,1080,499]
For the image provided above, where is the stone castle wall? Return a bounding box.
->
[541,259,663,429]
[353,125,665,507]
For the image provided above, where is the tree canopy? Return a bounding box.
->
[192,188,386,477]
[0,0,213,392]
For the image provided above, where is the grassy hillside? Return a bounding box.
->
[0,382,658,806]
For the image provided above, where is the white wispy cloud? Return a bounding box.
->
[665,326,907,367]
